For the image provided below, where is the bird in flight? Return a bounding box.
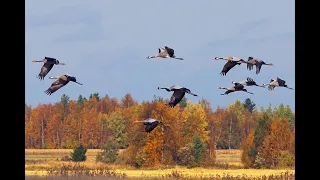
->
[232,77,265,88]
[246,57,273,74]
[262,77,293,91]
[134,118,169,133]
[32,57,66,80]
[219,82,254,95]
[147,46,184,60]
[45,74,82,95]
[216,59,248,76]
[158,85,197,107]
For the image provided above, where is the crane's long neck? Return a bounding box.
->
[73,81,83,85]
[265,63,273,66]
[147,55,157,59]
[158,87,170,91]
[32,60,42,62]
[134,121,144,123]
[214,57,224,60]
[219,87,227,90]
[256,84,266,88]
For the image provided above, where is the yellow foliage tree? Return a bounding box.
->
[182,101,208,144]
[143,129,163,167]
[227,100,251,148]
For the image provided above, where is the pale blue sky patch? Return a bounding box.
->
[26,0,295,111]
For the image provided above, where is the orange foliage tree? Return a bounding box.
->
[257,117,295,168]
[25,93,294,168]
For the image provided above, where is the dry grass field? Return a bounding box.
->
[25,149,294,179]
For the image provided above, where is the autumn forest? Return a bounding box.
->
[25,93,295,169]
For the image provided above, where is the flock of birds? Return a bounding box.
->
[31,46,293,133]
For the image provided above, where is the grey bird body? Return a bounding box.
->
[218,59,247,76]
[214,56,242,61]
[45,74,82,95]
[219,82,254,95]
[232,77,265,87]
[247,57,273,74]
[134,118,169,133]
[262,77,293,91]
[147,46,184,60]
[32,57,66,80]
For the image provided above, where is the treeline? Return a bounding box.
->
[25,93,295,168]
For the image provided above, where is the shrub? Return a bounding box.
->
[96,139,119,164]
[71,144,87,162]
[253,152,264,169]
[61,155,71,161]
[135,148,147,168]
[277,151,295,168]
[177,144,195,168]
[177,133,206,168]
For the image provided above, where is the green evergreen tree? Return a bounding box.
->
[251,113,272,167]
[71,144,87,162]
[89,92,100,100]
[243,98,256,114]
[192,133,206,164]
[107,110,127,148]
[273,103,295,127]
[60,94,70,121]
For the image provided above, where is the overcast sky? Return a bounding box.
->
[25,0,295,111]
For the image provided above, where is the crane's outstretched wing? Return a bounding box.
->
[45,78,68,95]
[144,120,160,133]
[168,91,185,107]
[44,57,57,62]
[246,77,257,86]
[247,77,254,82]
[220,61,239,76]
[164,46,175,57]
[255,62,263,74]
[38,63,54,80]
[158,48,166,53]
[234,83,245,90]
[277,77,286,86]
[267,85,276,91]
[221,90,234,95]
[247,57,255,71]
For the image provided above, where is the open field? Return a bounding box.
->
[25,149,294,179]
[26,149,242,166]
